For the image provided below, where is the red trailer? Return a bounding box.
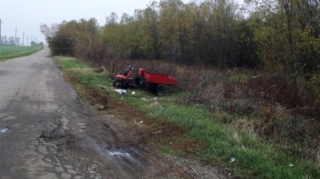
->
[113,66,177,96]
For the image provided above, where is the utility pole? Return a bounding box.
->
[27,35,28,46]
[0,19,2,46]
[15,28,17,46]
[23,32,24,46]
[0,19,2,57]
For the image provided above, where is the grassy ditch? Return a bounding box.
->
[55,56,320,179]
[0,46,43,60]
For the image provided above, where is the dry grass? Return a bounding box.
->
[66,68,95,74]
[232,119,258,139]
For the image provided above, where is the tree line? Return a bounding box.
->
[41,0,319,75]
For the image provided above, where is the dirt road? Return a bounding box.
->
[0,48,227,179]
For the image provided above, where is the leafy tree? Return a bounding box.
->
[42,0,319,75]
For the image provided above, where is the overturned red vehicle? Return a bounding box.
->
[113,66,177,96]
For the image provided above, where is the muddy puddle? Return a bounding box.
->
[0,127,9,133]
[107,150,131,157]
[81,132,163,178]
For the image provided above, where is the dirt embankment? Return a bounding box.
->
[65,73,234,179]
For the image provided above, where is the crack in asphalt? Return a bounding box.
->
[39,122,63,140]
[3,88,21,111]
[51,70,92,118]
[0,113,14,120]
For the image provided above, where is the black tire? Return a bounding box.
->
[156,84,165,96]
[123,82,129,88]
[113,80,122,88]
[140,79,150,89]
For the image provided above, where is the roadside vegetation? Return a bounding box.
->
[55,56,320,179]
[44,0,320,178]
[0,46,43,61]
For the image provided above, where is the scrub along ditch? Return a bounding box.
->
[55,56,320,179]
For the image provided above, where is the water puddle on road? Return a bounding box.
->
[107,150,131,157]
[0,127,10,133]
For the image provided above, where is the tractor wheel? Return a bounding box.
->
[113,80,122,88]
[141,80,149,89]
[156,84,165,96]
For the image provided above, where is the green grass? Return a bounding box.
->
[56,56,89,69]
[132,99,319,178]
[56,56,112,88]
[160,146,185,156]
[55,56,320,179]
[0,46,43,60]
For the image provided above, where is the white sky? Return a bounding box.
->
[0,0,243,45]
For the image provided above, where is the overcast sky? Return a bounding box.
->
[0,0,243,45]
